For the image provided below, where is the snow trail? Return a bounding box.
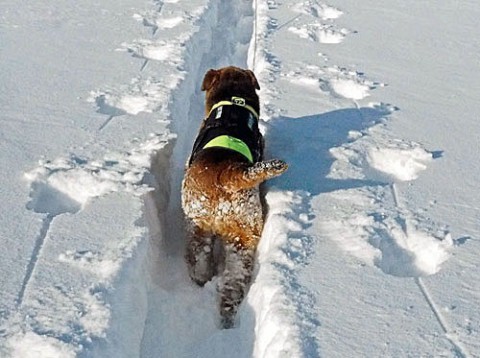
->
[139,0,261,356]
[139,1,324,355]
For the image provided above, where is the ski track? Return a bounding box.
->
[15,215,53,308]
[2,0,471,356]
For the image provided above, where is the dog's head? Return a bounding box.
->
[201,66,260,114]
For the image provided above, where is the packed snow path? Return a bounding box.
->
[1,0,479,357]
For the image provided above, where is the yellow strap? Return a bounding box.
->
[208,97,259,120]
[203,135,253,163]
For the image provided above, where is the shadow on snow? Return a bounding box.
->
[265,106,391,195]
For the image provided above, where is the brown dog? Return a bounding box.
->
[181,66,287,328]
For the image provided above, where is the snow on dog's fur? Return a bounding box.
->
[181,66,288,328]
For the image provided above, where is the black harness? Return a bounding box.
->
[188,98,263,166]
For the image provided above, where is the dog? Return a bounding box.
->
[181,66,288,328]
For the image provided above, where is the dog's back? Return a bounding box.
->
[183,148,286,247]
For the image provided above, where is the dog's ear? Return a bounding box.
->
[201,69,219,91]
[246,69,260,90]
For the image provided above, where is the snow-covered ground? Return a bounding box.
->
[1,0,479,357]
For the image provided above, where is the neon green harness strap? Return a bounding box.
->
[208,96,259,120]
[203,135,254,163]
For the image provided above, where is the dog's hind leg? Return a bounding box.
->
[218,242,255,328]
[185,225,215,286]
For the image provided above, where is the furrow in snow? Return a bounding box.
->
[137,0,262,357]
[135,0,325,356]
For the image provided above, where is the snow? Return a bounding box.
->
[329,78,370,99]
[366,146,433,182]
[8,332,76,358]
[1,0,479,357]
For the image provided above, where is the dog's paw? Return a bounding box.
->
[252,159,288,179]
[243,159,288,184]
[264,159,288,174]
[220,313,236,329]
[223,159,288,191]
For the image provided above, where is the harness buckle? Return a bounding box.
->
[231,96,246,107]
[215,106,223,119]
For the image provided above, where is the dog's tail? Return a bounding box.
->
[220,159,288,192]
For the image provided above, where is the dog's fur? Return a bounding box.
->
[181,66,287,328]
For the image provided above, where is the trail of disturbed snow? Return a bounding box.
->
[139,1,258,357]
